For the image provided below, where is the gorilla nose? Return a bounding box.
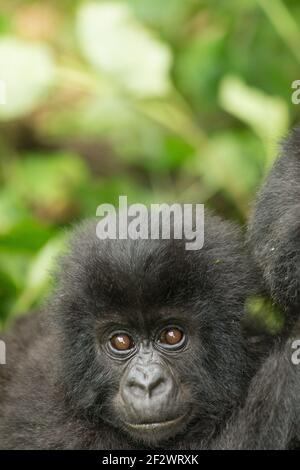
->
[122,364,173,401]
[120,361,180,423]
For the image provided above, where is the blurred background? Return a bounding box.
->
[0,0,300,326]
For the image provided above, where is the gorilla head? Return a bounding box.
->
[51,213,260,447]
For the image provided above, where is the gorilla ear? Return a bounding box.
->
[242,295,285,337]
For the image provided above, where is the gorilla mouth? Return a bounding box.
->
[125,415,185,429]
[123,414,188,441]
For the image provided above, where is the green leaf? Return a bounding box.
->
[0,267,18,324]
[132,0,194,30]
[198,132,264,211]
[219,75,289,164]
[0,37,55,120]
[76,2,172,97]
[10,234,66,316]
[175,31,226,112]
[0,220,54,253]
[0,188,29,234]
[11,152,89,212]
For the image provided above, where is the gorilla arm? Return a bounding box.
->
[215,127,300,450]
[248,127,300,314]
[212,333,300,450]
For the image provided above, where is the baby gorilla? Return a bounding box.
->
[0,214,262,449]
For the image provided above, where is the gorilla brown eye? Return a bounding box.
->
[110,333,134,352]
[158,327,185,348]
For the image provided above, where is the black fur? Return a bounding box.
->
[249,127,300,316]
[0,214,263,449]
[237,126,300,450]
[213,334,300,449]
[1,128,300,449]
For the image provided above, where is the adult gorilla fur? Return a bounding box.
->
[0,129,300,450]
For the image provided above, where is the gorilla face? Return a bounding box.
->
[98,318,195,444]
[53,215,259,446]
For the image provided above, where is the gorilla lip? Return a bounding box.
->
[123,414,187,431]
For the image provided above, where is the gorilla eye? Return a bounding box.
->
[109,333,134,352]
[158,327,185,349]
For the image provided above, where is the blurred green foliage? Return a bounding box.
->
[0,0,300,325]
[245,295,285,335]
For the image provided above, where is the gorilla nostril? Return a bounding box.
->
[127,379,146,395]
[148,375,166,397]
